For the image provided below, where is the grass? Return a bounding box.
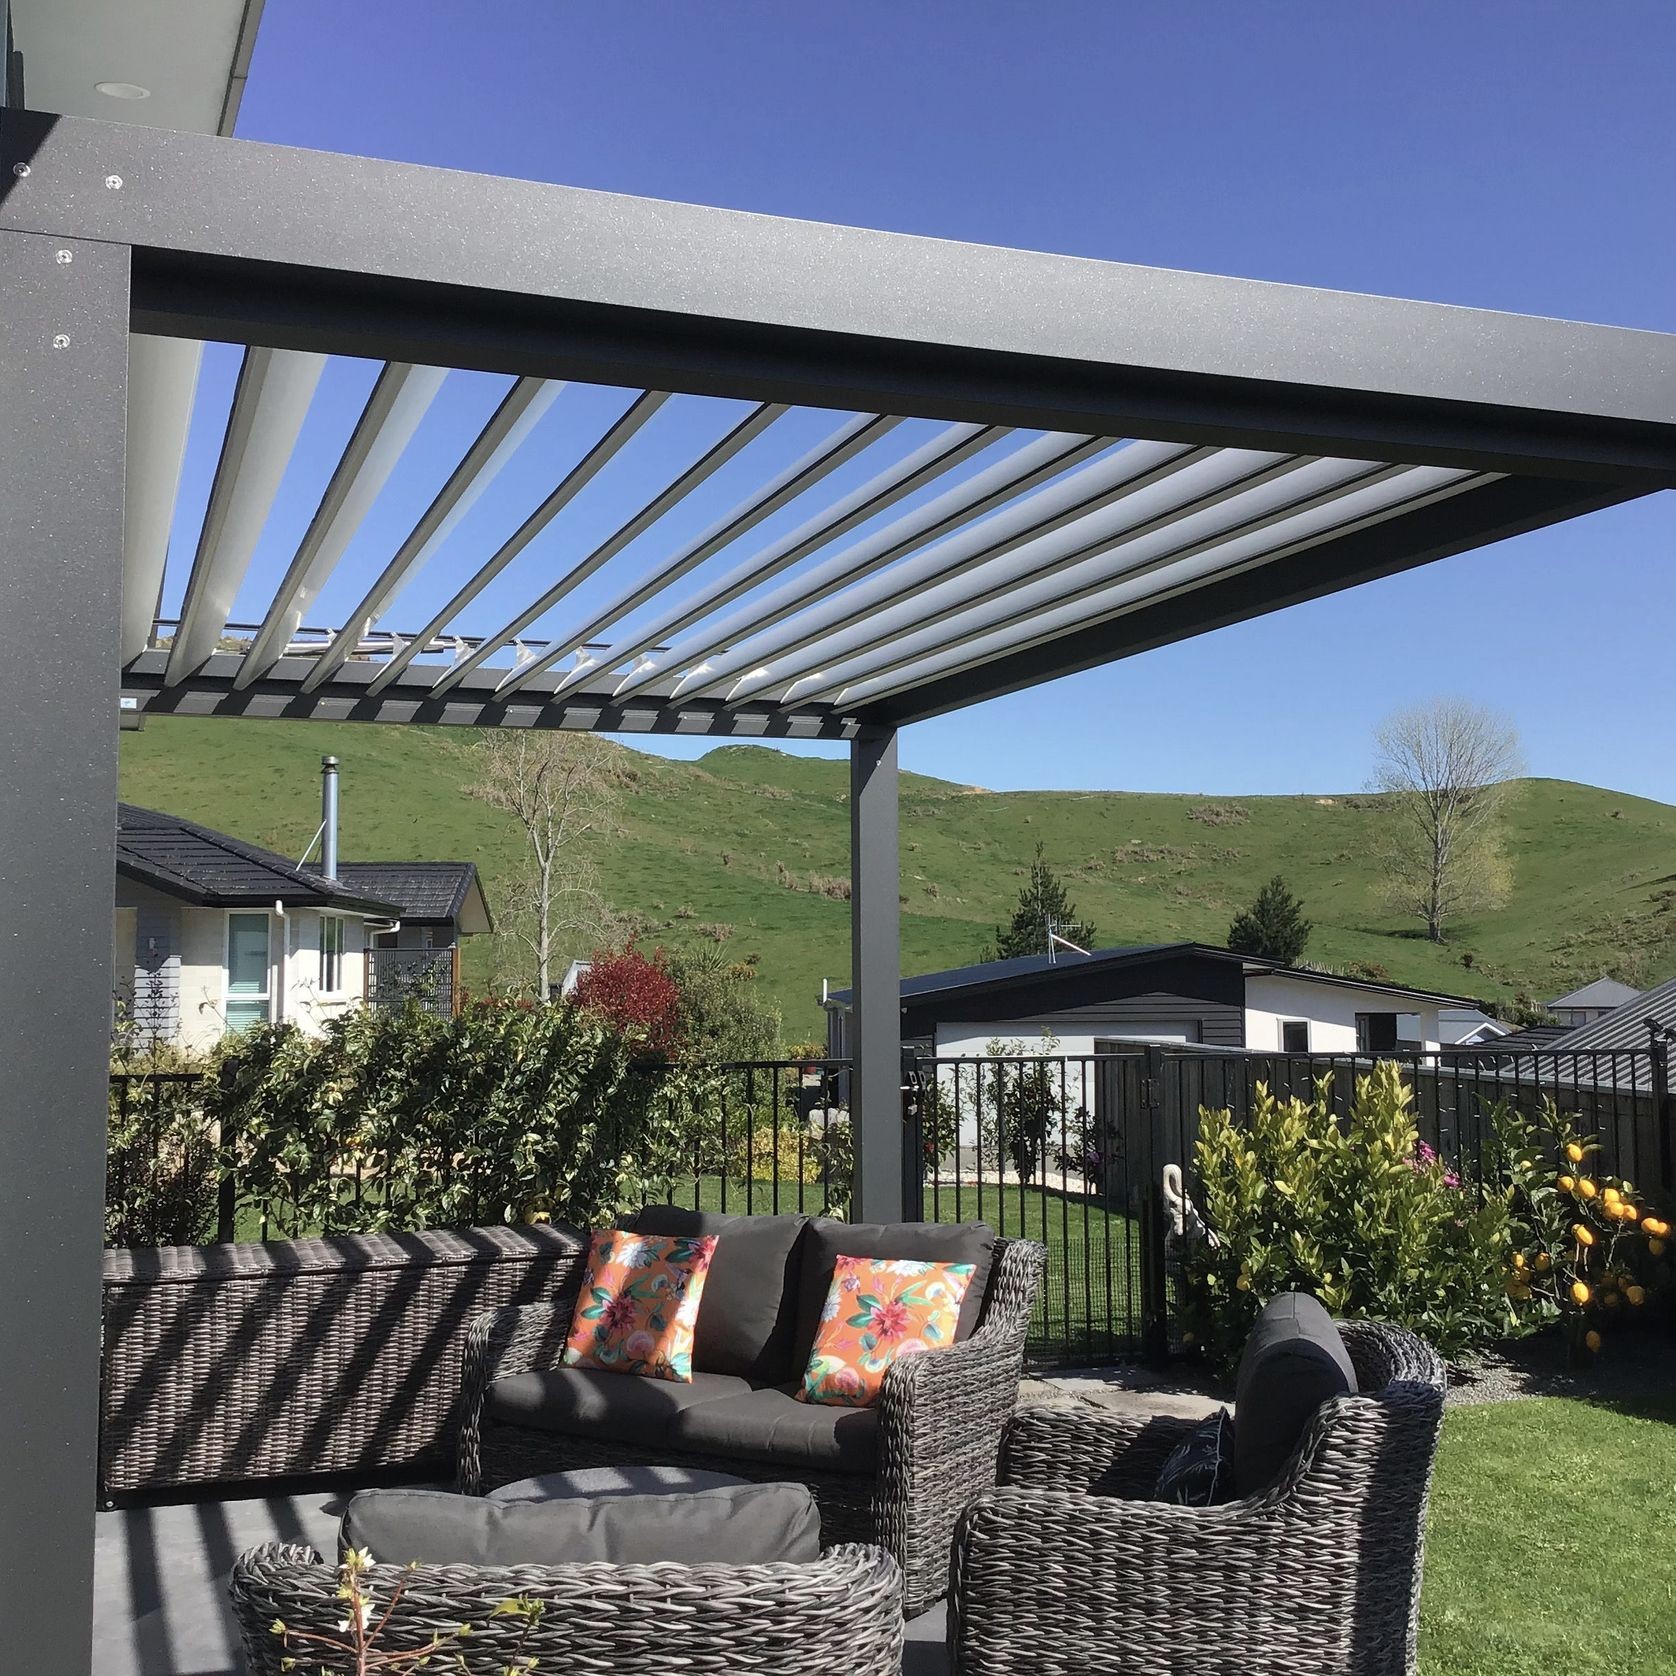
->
[120,718,1676,1037]
[1419,1394,1676,1674]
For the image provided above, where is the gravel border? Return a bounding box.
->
[1445,1328,1672,1408]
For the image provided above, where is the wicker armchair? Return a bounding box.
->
[230,1540,903,1675]
[948,1321,1447,1676]
[455,1236,1047,1616]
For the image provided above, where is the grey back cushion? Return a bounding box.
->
[341,1480,822,1568]
[1232,1291,1357,1495]
[792,1218,995,1372]
[628,1206,808,1384]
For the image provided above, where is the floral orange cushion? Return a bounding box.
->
[796,1255,976,1407]
[561,1229,718,1383]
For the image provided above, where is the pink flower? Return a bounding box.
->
[868,1298,911,1342]
[624,1329,656,1360]
[601,1294,638,1335]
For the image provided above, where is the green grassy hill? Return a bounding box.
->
[119,718,1676,1038]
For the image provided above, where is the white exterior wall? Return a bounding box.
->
[177,906,234,1051]
[1244,973,1440,1053]
[282,909,368,1034]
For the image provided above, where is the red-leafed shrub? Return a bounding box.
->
[571,945,683,1056]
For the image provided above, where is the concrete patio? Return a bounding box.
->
[93,1370,1220,1675]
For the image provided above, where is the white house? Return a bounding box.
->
[1546,977,1640,1029]
[114,805,490,1051]
[822,942,1497,1062]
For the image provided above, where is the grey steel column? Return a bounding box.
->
[0,227,130,1670]
[849,725,903,1222]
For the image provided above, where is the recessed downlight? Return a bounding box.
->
[95,81,151,101]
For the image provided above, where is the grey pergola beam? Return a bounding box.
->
[120,648,854,739]
[0,226,130,1675]
[3,112,1671,484]
[604,422,1014,702]
[298,375,560,692]
[120,334,201,665]
[163,344,325,683]
[364,387,670,697]
[236,359,445,686]
[807,463,1475,708]
[853,475,1638,724]
[495,410,902,698]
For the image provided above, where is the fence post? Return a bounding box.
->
[1650,1023,1674,1199]
[215,1057,240,1246]
[451,943,462,1016]
[1138,1044,1171,1367]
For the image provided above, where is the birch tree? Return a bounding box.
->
[1372,699,1522,942]
[468,731,620,995]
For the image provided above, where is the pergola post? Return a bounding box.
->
[849,725,903,1222]
[0,228,129,1670]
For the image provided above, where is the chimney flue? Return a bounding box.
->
[321,756,339,880]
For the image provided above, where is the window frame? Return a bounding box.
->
[1279,1018,1310,1054]
[224,910,274,1030]
[318,913,347,995]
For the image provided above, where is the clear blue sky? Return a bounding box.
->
[222,1,1676,800]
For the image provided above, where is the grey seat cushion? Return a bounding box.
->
[674,1383,879,1476]
[630,1206,808,1384]
[792,1217,995,1371]
[488,1367,752,1447]
[487,1366,879,1477]
[1232,1291,1357,1495]
[342,1479,822,1567]
[489,1465,748,1502]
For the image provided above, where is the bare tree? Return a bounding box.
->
[468,731,620,995]
[1372,699,1523,942]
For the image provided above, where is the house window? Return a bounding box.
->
[1280,1020,1310,1054]
[225,912,272,1030]
[319,916,345,993]
[1356,1012,1399,1052]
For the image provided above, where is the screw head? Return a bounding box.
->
[55,249,73,265]
[104,174,123,190]
[10,162,29,179]
[52,334,70,350]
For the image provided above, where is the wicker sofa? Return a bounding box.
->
[229,1540,904,1675]
[947,1320,1447,1676]
[455,1207,1046,1615]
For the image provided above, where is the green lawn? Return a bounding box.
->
[1420,1395,1676,1674]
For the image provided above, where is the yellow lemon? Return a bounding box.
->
[1571,1280,1591,1306]
[1534,1252,1552,1272]
[1578,1179,1598,1200]
[1584,1329,1603,1353]
[1236,1273,1252,1292]
[1603,1186,1621,1204]
[1626,1285,1646,1307]
[1557,1174,1576,1193]
[1566,1142,1585,1163]
[1650,1238,1667,1258]
[1572,1223,1596,1248]
[1511,1252,1527,1270]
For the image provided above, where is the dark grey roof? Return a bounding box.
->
[117,804,403,915]
[328,862,492,931]
[1547,977,1641,1012]
[1550,975,1676,1056]
[827,942,1481,1009]
[1442,1020,1570,1056]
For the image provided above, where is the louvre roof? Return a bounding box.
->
[116,803,401,915]
[2,113,1669,741]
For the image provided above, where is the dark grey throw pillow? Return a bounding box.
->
[1232,1291,1357,1495]
[341,1480,822,1569]
[629,1206,808,1384]
[1153,1408,1234,1506]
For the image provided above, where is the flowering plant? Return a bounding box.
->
[268,1546,544,1672]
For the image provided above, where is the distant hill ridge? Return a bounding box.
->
[120,719,1676,1035]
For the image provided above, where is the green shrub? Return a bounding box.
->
[212,999,703,1236]
[1180,1061,1515,1367]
